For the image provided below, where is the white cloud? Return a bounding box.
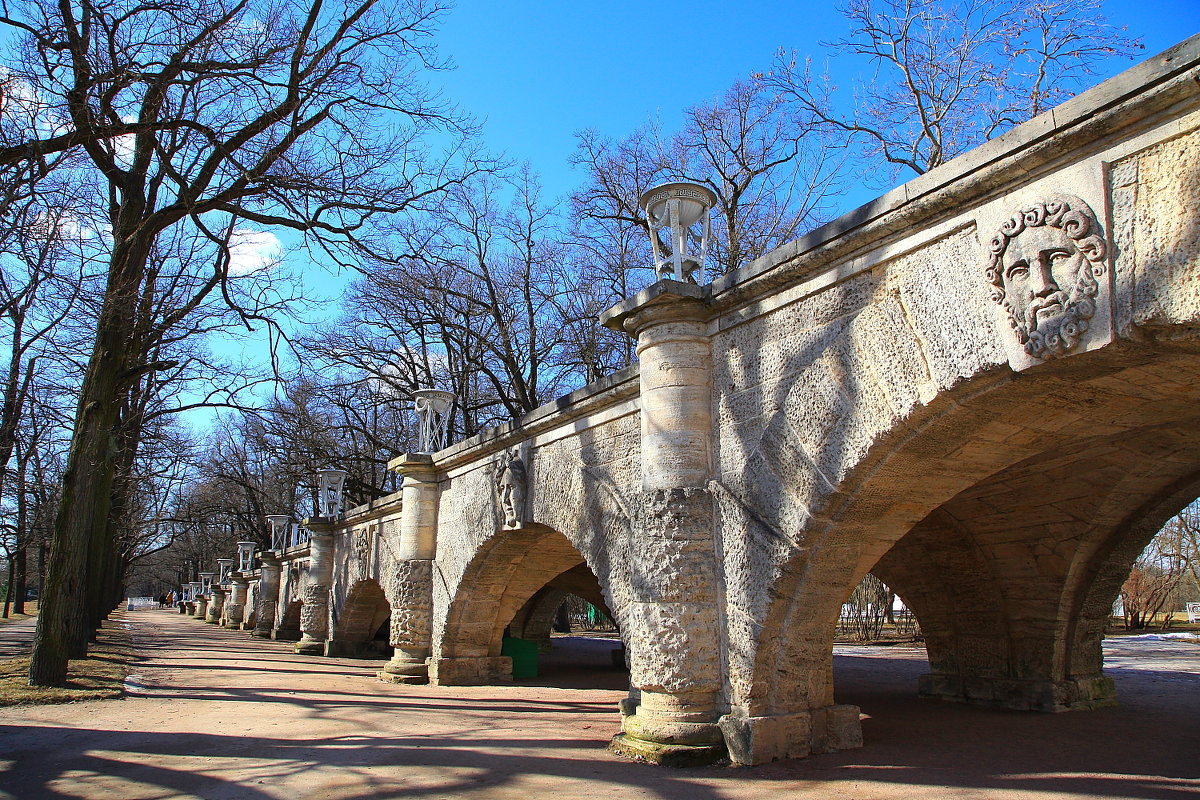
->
[226,228,282,276]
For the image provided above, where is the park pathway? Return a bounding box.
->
[0,609,1197,799]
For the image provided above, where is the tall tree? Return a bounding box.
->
[0,0,482,685]
[312,168,584,437]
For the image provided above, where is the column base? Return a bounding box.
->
[717,705,862,765]
[273,628,301,642]
[294,635,327,656]
[251,628,273,639]
[428,656,512,685]
[378,658,430,685]
[619,690,723,747]
[918,673,1117,711]
[608,733,726,767]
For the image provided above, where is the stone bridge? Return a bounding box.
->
[213,38,1200,765]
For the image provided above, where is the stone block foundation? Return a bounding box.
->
[918,673,1117,711]
[717,706,863,765]
[429,656,512,685]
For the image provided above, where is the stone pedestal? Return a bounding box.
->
[379,455,438,685]
[192,596,208,620]
[295,526,334,656]
[601,282,725,765]
[254,554,281,639]
[225,576,249,628]
[205,587,225,624]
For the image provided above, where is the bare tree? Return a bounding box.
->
[0,0,484,685]
[568,79,845,381]
[1157,501,1200,598]
[675,79,845,275]
[313,168,585,438]
[761,0,1143,179]
[1120,522,1189,630]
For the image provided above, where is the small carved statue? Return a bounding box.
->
[496,447,528,529]
[354,527,373,575]
[985,195,1107,360]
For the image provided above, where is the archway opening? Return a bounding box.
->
[275,599,302,642]
[434,525,627,689]
[740,345,1200,768]
[330,579,391,657]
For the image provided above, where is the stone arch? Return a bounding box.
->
[508,563,616,645]
[432,524,619,685]
[330,579,390,656]
[275,600,303,641]
[745,343,1200,720]
[509,587,569,645]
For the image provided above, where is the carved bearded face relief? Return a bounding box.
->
[986,197,1107,360]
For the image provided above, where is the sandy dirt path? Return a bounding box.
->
[0,610,1196,800]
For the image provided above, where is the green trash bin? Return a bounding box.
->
[501,636,539,679]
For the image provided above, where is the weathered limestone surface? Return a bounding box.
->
[253,36,1200,768]
[253,555,281,638]
[203,588,223,625]
[295,529,334,655]
[224,576,249,629]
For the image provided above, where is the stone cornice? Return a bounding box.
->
[706,34,1200,316]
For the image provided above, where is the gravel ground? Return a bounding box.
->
[0,610,1196,800]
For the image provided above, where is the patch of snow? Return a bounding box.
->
[1114,632,1200,642]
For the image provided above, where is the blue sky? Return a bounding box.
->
[199,1,1199,422]
[431,0,1200,211]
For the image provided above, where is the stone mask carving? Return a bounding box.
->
[985,196,1107,360]
[496,447,528,529]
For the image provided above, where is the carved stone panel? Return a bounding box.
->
[983,193,1112,370]
[494,445,529,529]
[353,525,375,578]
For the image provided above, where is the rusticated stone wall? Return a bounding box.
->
[279,35,1200,768]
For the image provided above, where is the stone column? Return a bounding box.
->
[379,454,437,685]
[193,594,209,620]
[295,523,334,656]
[225,575,249,628]
[254,554,282,639]
[601,281,725,765]
[205,586,225,624]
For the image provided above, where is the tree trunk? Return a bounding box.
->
[29,238,147,685]
[2,556,12,618]
[13,543,26,615]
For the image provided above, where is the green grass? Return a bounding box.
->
[0,612,133,706]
